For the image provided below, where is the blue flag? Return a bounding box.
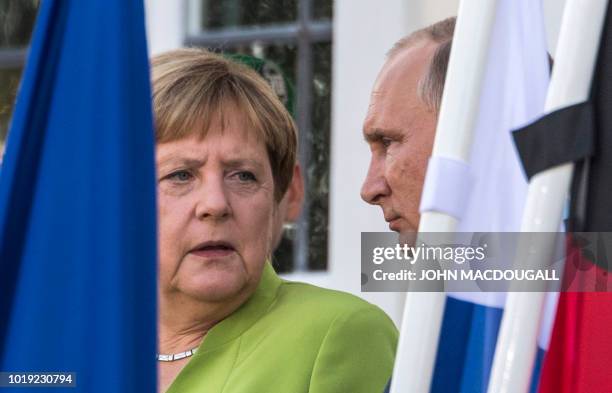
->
[0,1,157,391]
[428,0,550,392]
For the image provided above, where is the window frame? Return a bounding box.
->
[0,48,28,152]
[0,48,27,69]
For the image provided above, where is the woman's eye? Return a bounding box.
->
[166,170,193,182]
[235,171,256,182]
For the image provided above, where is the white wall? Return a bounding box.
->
[144,0,186,56]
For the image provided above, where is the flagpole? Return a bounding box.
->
[487,1,609,392]
[389,1,499,392]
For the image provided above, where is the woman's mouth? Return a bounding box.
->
[189,241,236,258]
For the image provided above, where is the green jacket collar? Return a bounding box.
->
[197,262,281,353]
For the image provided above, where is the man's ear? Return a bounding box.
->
[285,164,304,222]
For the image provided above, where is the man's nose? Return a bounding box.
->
[360,159,390,205]
[195,176,231,220]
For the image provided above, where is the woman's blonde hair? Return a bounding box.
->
[151,48,297,202]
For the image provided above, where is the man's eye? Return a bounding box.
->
[166,170,193,182]
[381,137,393,148]
[235,171,257,182]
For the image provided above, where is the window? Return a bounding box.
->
[186,0,333,273]
[0,0,38,152]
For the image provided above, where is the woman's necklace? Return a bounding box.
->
[156,346,198,362]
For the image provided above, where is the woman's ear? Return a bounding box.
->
[285,164,304,222]
[270,164,304,252]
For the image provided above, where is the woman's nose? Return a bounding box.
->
[195,177,231,220]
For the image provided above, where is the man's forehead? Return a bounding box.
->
[377,39,438,88]
[363,39,438,138]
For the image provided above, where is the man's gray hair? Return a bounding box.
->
[387,17,456,114]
